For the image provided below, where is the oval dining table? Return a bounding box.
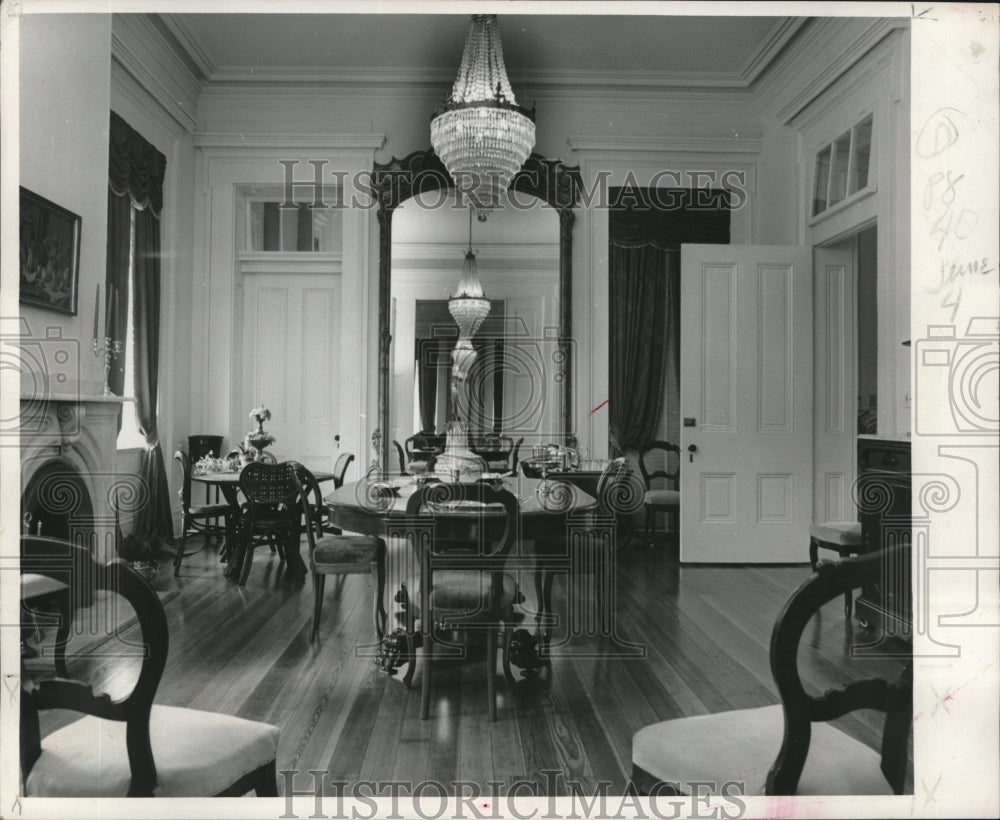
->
[325,475,597,646]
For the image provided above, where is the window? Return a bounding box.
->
[811,114,875,219]
[117,208,146,450]
[247,201,340,251]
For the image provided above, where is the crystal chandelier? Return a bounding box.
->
[448,209,491,348]
[431,15,535,217]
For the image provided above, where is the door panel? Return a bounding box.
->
[813,244,856,523]
[240,271,341,475]
[680,244,813,562]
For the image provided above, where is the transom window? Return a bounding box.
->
[811,114,874,218]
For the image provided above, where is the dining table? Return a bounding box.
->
[192,467,336,582]
[326,474,598,664]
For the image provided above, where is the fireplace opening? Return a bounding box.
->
[21,460,95,547]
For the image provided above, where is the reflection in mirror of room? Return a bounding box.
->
[390,191,559,447]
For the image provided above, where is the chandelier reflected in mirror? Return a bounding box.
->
[431,14,536,218]
[448,208,490,385]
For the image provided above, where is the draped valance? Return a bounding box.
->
[108,111,166,215]
[609,189,731,250]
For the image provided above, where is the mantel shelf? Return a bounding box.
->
[20,392,126,404]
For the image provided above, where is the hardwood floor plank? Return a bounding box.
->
[31,537,910,794]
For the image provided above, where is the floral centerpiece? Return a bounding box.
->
[245,404,276,460]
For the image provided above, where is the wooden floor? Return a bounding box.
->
[31,531,912,795]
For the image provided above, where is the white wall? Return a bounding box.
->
[19,14,111,397]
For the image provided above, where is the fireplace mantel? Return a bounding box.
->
[20,394,126,561]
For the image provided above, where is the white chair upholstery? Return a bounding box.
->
[644,489,680,507]
[21,573,68,599]
[632,705,893,796]
[809,521,862,545]
[24,705,279,797]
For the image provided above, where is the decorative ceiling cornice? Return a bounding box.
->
[567,135,763,155]
[157,14,810,96]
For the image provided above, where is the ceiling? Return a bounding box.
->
[160,12,806,89]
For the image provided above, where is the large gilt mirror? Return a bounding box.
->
[372,150,580,473]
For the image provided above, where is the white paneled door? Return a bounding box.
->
[679,245,813,562]
[239,270,341,475]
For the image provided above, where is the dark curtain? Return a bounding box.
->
[608,189,729,452]
[104,193,131,400]
[107,111,171,538]
[132,208,172,536]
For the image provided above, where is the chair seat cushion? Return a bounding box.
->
[188,503,232,517]
[21,573,68,599]
[24,704,279,797]
[810,521,862,546]
[631,705,892,796]
[313,534,383,567]
[487,459,510,472]
[406,570,519,612]
[645,489,680,507]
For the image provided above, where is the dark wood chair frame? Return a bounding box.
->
[397,483,520,721]
[393,440,409,476]
[234,461,303,585]
[638,440,680,539]
[173,450,235,576]
[293,464,387,642]
[20,536,278,797]
[631,547,912,796]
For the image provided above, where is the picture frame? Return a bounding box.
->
[19,186,82,315]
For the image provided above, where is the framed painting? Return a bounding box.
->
[19,187,82,315]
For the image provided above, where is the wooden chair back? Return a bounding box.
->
[20,536,169,796]
[638,440,680,491]
[766,547,912,794]
[173,450,194,510]
[401,483,519,610]
[332,452,355,489]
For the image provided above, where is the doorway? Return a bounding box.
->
[812,223,876,525]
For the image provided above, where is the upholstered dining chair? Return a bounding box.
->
[631,547,912,796]
[397,482,521,721]
[234,461,302,585]
[172,450,235,577]
[20,536,279,797]
[293,465,387,643]
[638,440,680,542]
[533,457,639,623]
[405,434,439,475]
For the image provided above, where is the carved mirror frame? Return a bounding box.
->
[372,149,581,473]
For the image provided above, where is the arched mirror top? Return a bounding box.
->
[372,149,582,216]
[372,148,581,473]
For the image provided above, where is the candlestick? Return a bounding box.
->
[93,283,100,341]
[92,335,123,396]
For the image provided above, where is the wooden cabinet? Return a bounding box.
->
[855,437,912,638]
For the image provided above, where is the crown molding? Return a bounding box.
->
[192,132,386,150]
[111,15,202,133]
[158,12,215,81]
[765,17,909,124]
[738,17,810,85]
[202,65,770,95]
[567,135,763,155]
